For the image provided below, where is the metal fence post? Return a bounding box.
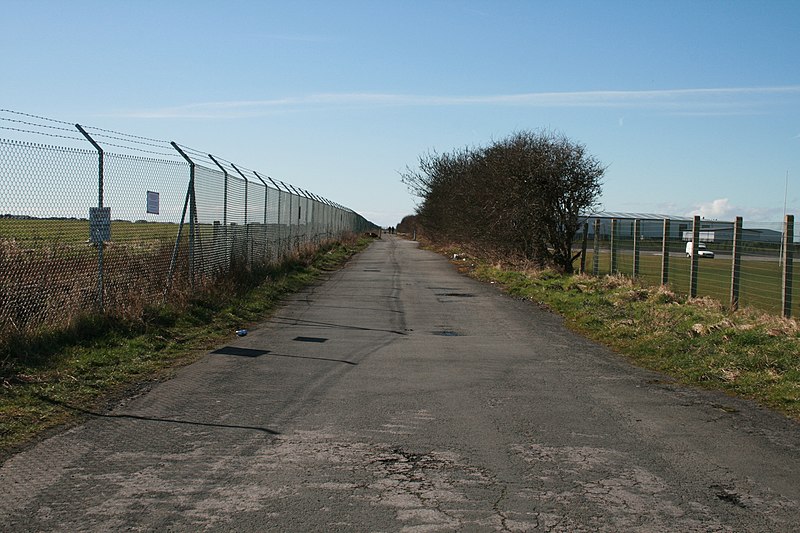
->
[296,187,305,245]
[301,189,310,245]
[592,219,601,275]
[223,164,228,252]
[266,176,283,259]
[244,171,249,265]
[287,186,293,253]
[661,219,670,285]
[231,163,250,269]
[730,216,743,311]
[633,219,641,278]
[305,192,313,243]
[189,167,198,286]
[322,199,329,240]
[168,142,196,297]
[76,124,106,313]
[690,215,700,298]
[208,154,231,271]
[320,198,324,231]
[610,218,618,274]
[782,215,794,318]
[253,171,269,263]
[580,222,588,274]
[329,200,334,239]
[306,191,315,243]
[308,191,317,243]
[289,184,304,247]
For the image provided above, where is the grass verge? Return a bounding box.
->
[440,245,800,420]
[0,235,373,459]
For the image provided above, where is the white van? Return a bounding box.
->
[686,241,715,258]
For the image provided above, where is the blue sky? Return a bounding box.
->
[2,0,799,227]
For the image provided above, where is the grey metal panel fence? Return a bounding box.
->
[0,110,376,338]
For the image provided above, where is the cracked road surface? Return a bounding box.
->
[2,235,800,531]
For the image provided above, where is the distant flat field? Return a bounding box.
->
[0,218,180,245]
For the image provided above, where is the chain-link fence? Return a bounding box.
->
[0,110,376,340]
[577,212,798,318]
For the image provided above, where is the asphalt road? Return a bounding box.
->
[2,235,799,532]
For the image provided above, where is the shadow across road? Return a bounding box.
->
[35,394,281,435]
[268,352,358,366]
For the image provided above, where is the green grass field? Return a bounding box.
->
[0,218,180,246]
[583,250,799,317]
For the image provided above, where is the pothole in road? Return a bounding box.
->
[432,330,462,337]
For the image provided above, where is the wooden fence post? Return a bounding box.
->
[661,218,670,285]
[782,214,794,318]
[690,215,700,298]
[580,222,588,274]
[592,219,601,275]
[610,218,618,274]
[730,216,742,311]
[633,219,641,278]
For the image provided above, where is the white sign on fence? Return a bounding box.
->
[147,191,160,215]
[89,207,111,243]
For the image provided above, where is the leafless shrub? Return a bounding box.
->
[401,130,605,272]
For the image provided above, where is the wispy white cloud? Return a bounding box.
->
[120,85,800,119]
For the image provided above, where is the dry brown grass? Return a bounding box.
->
[0,232,337,352]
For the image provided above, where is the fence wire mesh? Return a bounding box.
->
[0,111,376,340]
[580,214,799,318]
